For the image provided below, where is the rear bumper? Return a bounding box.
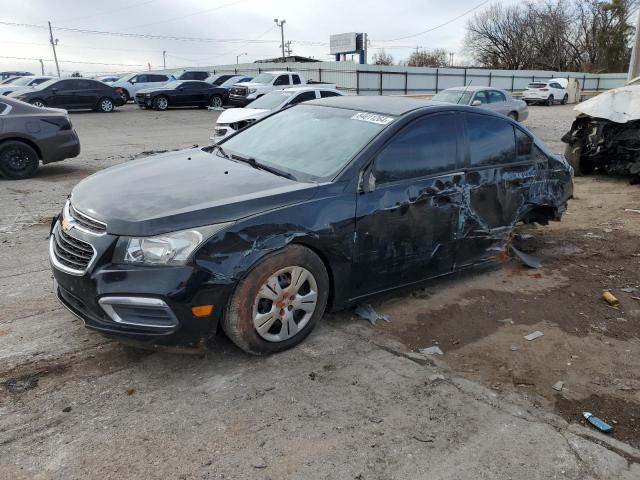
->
[41,129,81,164]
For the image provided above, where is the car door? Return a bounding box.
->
[132,74,151,94]
[549,81,565,102]
[75,79,100,108]
[48,79,77,108]
[273,74,291,91]
[187,82,208,105]
[455,112,537,267]
[354,112,464,294]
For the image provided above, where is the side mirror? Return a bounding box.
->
[471,99,482,106]
[129,79,135,84]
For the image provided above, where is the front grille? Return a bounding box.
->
[51,226,95,273]
[230,86,247,96]
[69,203,107,234]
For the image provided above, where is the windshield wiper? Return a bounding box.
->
[230,153,296,181]
[209,143,232,160]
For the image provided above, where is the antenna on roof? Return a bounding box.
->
[457,79,473,104]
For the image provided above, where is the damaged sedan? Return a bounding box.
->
[562,78,640,179]
[50,96,573,354]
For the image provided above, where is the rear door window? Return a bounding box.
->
[488,90,506,103]
[466,113,516,167]
[289,91,316,105]
[374,113,459,183]
[292,74,301,85]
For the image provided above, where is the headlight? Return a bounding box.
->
[114,223,232,266]
[248,88,256,93]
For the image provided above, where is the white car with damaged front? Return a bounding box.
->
[212,86,342,142]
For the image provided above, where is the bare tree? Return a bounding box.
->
[407,48,449,67]
[372,49,394,66]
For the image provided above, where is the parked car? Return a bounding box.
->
[0,76,53,96]
[213,86,342,142]
[0,71,33,81]
[229,71,333,106]
[111,72,172,102]
[49,96,572,354]
[9,78,125,112]
[171,70,210,81]
[562,78,640,178]
[522,79,569,105]
[94,75,120,84]
[0,96,80,179]
[135,80,229,110]
[205,74,238,85]
[432,86,529,121]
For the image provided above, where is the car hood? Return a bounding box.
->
[70,148,318,236]
[574,84,640,123]
[217,107,270,124]
[234,82,268,89]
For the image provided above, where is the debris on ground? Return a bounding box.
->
[621,287,638,293]
[3,374,39,393]
[419,346,444,356]
[354,304,391,325]
[552,381,564,392]
[624,208,640,214]
[602,291,620,307]
[251,457,267,469]
[497,318,515,325]
[524,331,544,341]
[583,412,613,433]
[510,345,519,351]
[413,434,435,443]
[511,245,542,269]
[62,406,72,413]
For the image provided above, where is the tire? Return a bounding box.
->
[561,94,568,105]
[564,143,595,176]
[0,141,40,179]
[222,245,329,355]
[153,95,169,111]
[507,111,518,121]
[97,97,114,113]
[29,99,46,108]
[546,95,554,106]
[209,95,223,108]
[120,90,130,103]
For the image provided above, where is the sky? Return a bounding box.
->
[0,0,523,76]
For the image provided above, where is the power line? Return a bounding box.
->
[377,0,490,42]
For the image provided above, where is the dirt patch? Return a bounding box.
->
[556,394,640,449]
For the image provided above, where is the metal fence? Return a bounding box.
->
[187,61,627,95]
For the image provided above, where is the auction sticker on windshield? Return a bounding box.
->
[351,112,394,125]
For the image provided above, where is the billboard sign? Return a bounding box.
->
[330,32,357,54]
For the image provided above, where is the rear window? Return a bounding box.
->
[528,83,547,88]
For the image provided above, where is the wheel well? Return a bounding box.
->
[290,240,336,310]
[0,137,42,160]
[509,111,518,120]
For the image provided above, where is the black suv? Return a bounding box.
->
[50,97,573,354]
[10,78,125,112]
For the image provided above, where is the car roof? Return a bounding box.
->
[305,95,437,116]
[279,86,340,93]
[262,71,296,75]
[441,85,503,92]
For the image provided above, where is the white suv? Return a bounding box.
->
[522,79,569,106]
[111,73,172,102]
[0,76,52,96]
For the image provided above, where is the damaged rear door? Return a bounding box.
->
[353,112,464,295]
[455,112,537,267]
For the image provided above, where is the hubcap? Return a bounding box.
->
[252,266,318,342]
[101,99,113,111]
[157,98,168,109]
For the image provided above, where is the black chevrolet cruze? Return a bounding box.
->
[50,96,573,354]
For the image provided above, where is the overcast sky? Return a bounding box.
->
[1,0,523,75]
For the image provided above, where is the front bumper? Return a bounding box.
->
[135,95,152,108]
[50,219,235,349]
[228,95,253,107]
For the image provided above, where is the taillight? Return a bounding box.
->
[114,87,123,94]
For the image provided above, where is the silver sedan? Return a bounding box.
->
[432,86,529,122]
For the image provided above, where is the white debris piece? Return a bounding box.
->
[419,346,444,356]
[524,331,544,341]
[354,304,390,325]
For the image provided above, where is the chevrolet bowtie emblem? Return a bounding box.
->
[61,218,73,232]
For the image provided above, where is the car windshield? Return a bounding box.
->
[248,91,293,110]
[251,73,276,84]
[163,81,184,89]
[220,77,243,88]
[10,77,34,86]
[218,105,393,182]
[32,79,58,90]
[2,77,23,84]
[432,90,473,105]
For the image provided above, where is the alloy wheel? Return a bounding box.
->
[100,99,114,112]
[210,96,223,108]
[31,100,45,108]
[156,97,168,110]
[252,266,318,342]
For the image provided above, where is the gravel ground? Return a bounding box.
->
[1,103,640,479]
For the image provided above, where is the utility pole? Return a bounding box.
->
[629,11,640,81]
[163,50,166,69]
[48,21,60,77]
[39,59,44,75]
[274,18,286,60]
[236,52,247,64]
[284,40,293,57]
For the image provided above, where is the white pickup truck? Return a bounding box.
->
[228,70,334,106]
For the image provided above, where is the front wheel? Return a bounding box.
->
[97,97,114,112]
[209,95,223,108]
[153,96,169,111]
[222,245,329,355]
[546,95,554,106]
[29,99,46,108]
[0,141,40,179]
